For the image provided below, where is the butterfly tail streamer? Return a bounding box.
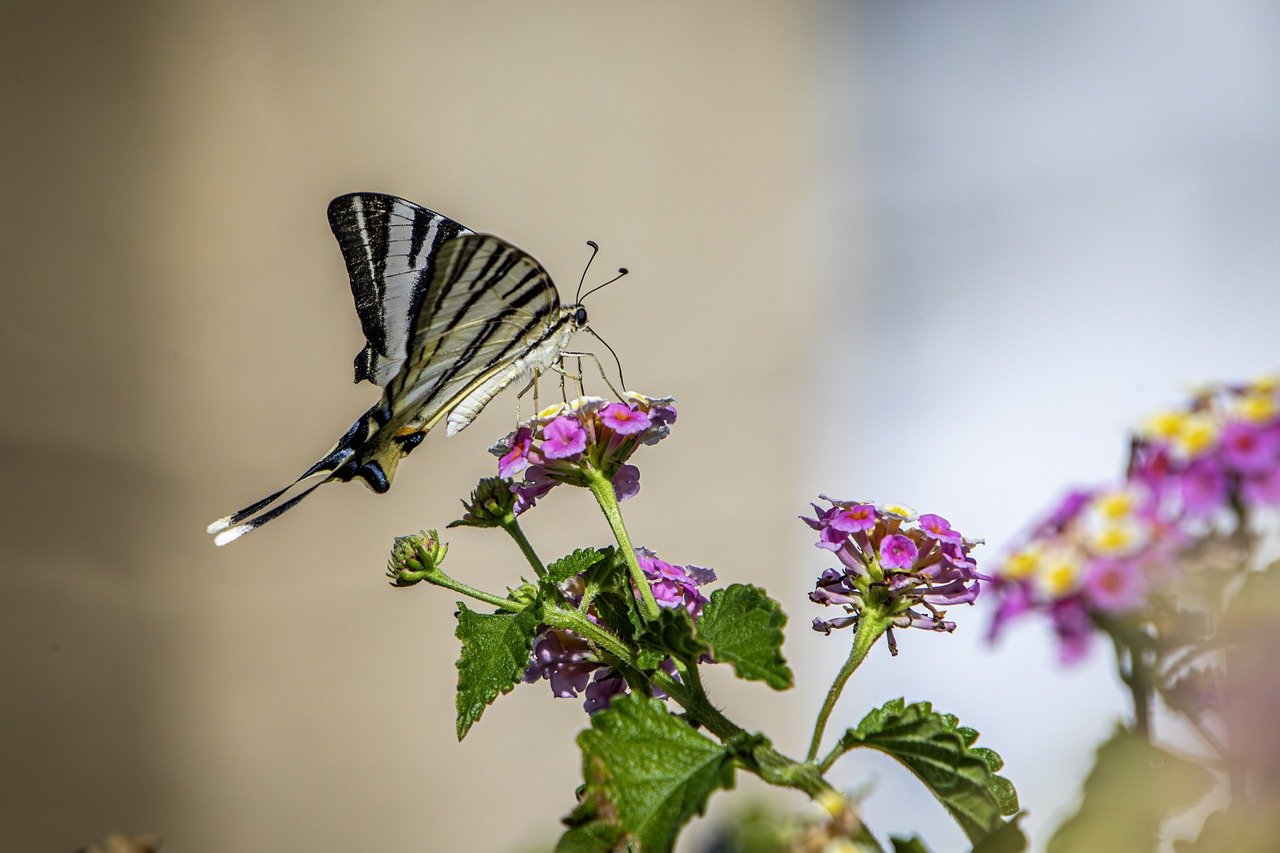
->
[206,402,423,546]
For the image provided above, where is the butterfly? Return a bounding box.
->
[208,192,621,546]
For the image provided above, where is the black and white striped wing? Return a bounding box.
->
[327,193,474,386]
[385,233,566,432]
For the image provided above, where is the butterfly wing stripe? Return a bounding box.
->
[328,193,474,385]
[375,235,562,425]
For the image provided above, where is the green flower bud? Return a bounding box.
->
[448,478,518,529]
[386,530,447,587]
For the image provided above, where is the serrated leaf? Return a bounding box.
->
[548,547,615,584]
[454,603,540,740]
[565,694,735,853]
[1047,729,1212,853]
[636,606,709,665]
[891,835,930,853]
[697,584,793,690]
[838,698,1018,843]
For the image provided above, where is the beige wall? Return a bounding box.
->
[0,2,820,849]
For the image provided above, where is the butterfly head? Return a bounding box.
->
[572,305,589,328]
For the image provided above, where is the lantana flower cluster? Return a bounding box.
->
[489,393,677,514]
[524,547,715,713]
[988,486,1183,662]
[803,497,985,637]
[989,375,1280,663]
[1130,377,1280,520]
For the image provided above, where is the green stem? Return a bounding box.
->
[499,514,545,577]
[582,467,661,621]
[1113,636,1153,740]
[807,610,891,762]
[423,572,523,613]
[549,603,834,799]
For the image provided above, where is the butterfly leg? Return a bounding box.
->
[514,373,539,427]
[560,350,626,400]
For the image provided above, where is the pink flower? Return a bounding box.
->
[828,504,876,534]
[540,416,587,459]
[599,402,652,435]
[918,513,962,545]
[497,427,533,479]
[1221,421,1280,474]
[1082,560,1148,612]
[879,534,919,570]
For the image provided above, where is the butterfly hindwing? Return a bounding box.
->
[327,193,474,386]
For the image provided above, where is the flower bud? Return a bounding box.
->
[448,478,518,529]
[386,530,447,587]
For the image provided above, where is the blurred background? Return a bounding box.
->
[2,1,1277,850]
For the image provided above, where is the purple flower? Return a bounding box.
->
[491,393,677,515]
[879,535,919,570]
[497,427,533,479]
[1050,597,1094,664]
[525,630,597,698]
[805,496,984,638]
[583,671,629,714]
[1082,559,1148,613]
[918,514,963,545]
[525,545,714,712]
[512,466,557,515]
[1221,421,1279,474]
[637,548,711,616]
[1179,458,1228,517]
[541,416,587,459]
[1244,466,1280,505]
[829,504,877,534]
[611,464,640,502]
[599,402,652,435]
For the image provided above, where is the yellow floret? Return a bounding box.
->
[1037,550,1082,597]
[1173,414,1219,458]
[1092,490,1137,521]
[1237,391,1277,424]
[1003,545,1042,580]
[1144,410,1187,440]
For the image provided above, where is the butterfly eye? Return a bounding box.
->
[575,307,588,326]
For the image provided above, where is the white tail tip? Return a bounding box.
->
[206,515,233,535]
[213,525,251,547]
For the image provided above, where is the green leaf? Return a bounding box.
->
[454,603,540,740]
[837,698,1018,843]
[547,547,615,584]
[971,814,1028,853]
[697,584,793,690]
[556,789,626,853]
[563,694,735,853]
[1047,729,1212,853]
[636,606,709,665]
[890,836,930,853]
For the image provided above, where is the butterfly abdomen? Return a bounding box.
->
[444,321,576,436]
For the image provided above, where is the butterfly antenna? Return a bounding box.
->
[575,240,600,304]
[586,326,627,391]
[580,267,629,302]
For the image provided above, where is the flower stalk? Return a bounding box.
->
[583,466,662,621]
[808,608,892,763]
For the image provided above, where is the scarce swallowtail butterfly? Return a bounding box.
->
[208,192,618,546]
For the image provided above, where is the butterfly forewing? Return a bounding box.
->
[327,193,474,386]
